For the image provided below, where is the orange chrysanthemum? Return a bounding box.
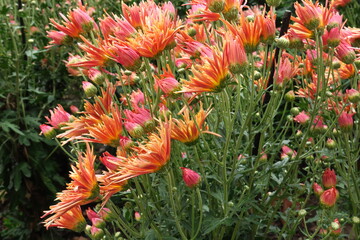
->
[178,49,229,93]
[171,105,219,145]
[44,206,86,232]
[102,119,172,186]
[84,106,123,147]
[58,84,116,143]
[126,10,180,58]
[224,12,263,53]
[42,144,99,228]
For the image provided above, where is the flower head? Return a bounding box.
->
[45,104,71,129]
[43,206,86,232]
[42,144,99,228]
[178,49,229,93]
[171,105,219,145]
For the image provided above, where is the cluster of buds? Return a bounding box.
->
[313,168,339,208]
[85,208,113,240]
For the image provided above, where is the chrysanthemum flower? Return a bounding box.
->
[84,106,123,147]
[58,84,116,143]
[50,8,97,39]
[103,119,172,188]
[224,12,263,53]
[292,0,321,30]
[154,66,180,95]
[43,206,86,232]
[223,35,247,74]
[42,144,99,227]
[178,49,229,93]
[275,57,298,88]
[99,15,136,40]
[171,105,219,145]
[45,104,71,129]
[126,10,180,58]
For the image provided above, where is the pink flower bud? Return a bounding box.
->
[313,182,324,196]
[134,212,141,221]
[294,111,310,125]
[39,124,56,139]
[180,167,201,188]
[82,81,97,98]
[322,168,336,189]
[70,105,79,114]
[338,112,354,132]
[346,89,360,103]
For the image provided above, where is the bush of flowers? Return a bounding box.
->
[40,0,360,238]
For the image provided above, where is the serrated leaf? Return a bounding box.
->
[0,121,24,135]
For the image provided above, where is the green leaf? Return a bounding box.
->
[202,217,232,235]
[0,121,24,135]
[19,162,31,178]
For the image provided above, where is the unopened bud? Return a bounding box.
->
[82,81,97,98]
[290,107,300,116]
[285,90,295,102]
[276,37,290,49]
[352,216,360,224]
[298,209,307,217]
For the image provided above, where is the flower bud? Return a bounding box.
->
[290,107,300,116]
[294,111,310,125]
[325,138,336,149]
[259,152,268,162]
[253,71,262,80]
[338,112,354,132]
[322,168,337,189]
[134,212,141,221]
[313,182,324,196]
[352,216,360,224]
[298,209,307,217]
[330,218,341,236]
[180,167,201,188]
[320,187,339,208]
[40,124,56,139]
[90,226,104,240]
[82,81,97,98]
[70,105,79,114]
[285,90,295,102]
[346,89,360,103]
[276,37,290,49]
